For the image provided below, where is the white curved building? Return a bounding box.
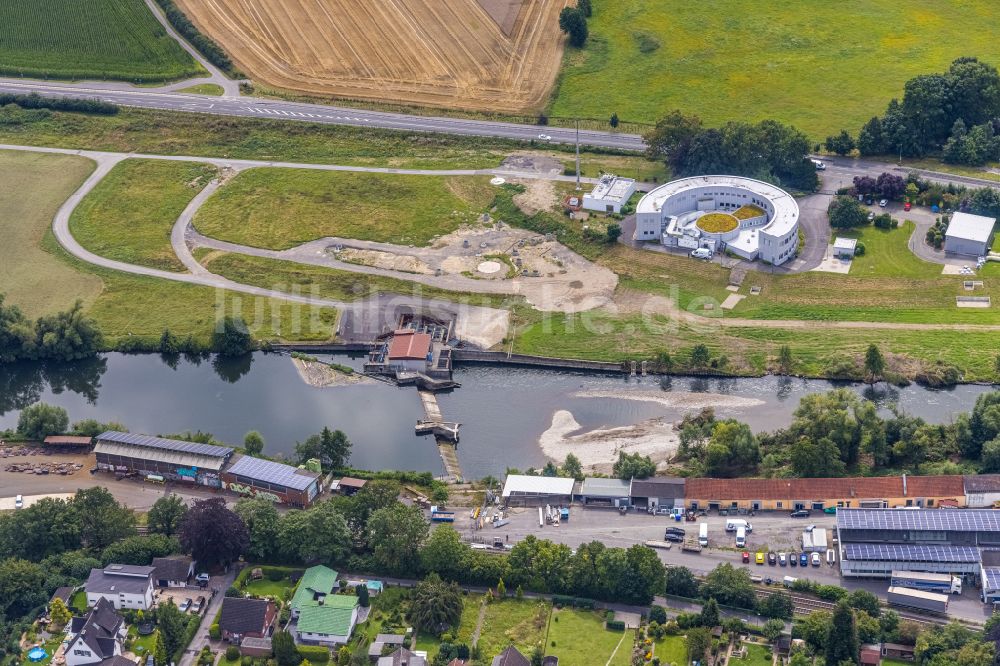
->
[634,175,800,265]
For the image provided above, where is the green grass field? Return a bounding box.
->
[70,159,217,272]
[550,0,1000,138]
[176,84,225,96]
[742,643,774,666]
[653,635,687,666]
[194,169,493,249]
[475,599,550,659]
[546,608,632,666]
[0,0,202,82]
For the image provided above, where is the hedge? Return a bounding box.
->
[552,595,595,609]
[296,646,331,664]
[606,620,625,631]
[152,0,235,75]
[0,93,117,115]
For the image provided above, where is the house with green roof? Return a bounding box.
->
[291,565,359,646]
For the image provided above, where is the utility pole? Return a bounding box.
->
[575,118,582,191]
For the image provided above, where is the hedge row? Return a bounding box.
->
[552,595,595,609]
[0,93,117,115]
[606,620,626,631]
[296,645,330,663]
[153,0,236,75]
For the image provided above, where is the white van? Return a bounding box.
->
[811,158,826,171]
[783,576,798,588]
[698,522,709,547]
[735,526,746,548]
[725,519,752,533]
[690,247,713,260]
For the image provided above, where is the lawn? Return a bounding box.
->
[0,0,201,82]
[176,84,225,96]
[69,159,217,272]
[546,608,632,666]
[235,566,300,599]
[128,626,156,658]
[846,222,939,278]
[550,0,1000,138]
[194,169,494,249]
[69,590,88,613]
[742,643,774,666]
[653,635,686,666]
[474,599,550,660]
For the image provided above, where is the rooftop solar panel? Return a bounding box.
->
[226,455,319,491]
[984,568,1000,592]
[837,508,1000,532]
[843,543,980,563]
[97,431,233,458]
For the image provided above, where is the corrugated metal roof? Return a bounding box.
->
[226,455,320,491]
[630,477,685,498]
[94,440,228,472]
[579,477,631,498]
[965,475,1000,494]
[97,431,233,458]
[502,474,575,497]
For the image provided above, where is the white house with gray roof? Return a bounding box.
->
[65,598,127,666]
[85,564,155,610]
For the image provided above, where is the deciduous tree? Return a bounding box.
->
[243,431,265,457]
[410,573,462,635]
[178,498,248,566]
[73,487,135,550]
[367,504,429,574]
[825,601,859,666]
[17,402,69,439]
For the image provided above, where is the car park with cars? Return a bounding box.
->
[767,552,776,565]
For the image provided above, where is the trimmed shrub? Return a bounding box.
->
[606,620,626,631]
[226,646,240,661]
[296,645,331,664]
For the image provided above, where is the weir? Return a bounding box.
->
[417,390,463,481]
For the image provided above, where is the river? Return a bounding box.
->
[0,353,995,478]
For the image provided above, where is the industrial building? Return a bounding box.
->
[944,211,996,256]
[501,475,575,507]
[839,543,981,578]
[220,455,322,507]
[964,475,1000,507]
[633,175,800,265]
[630,477,686,511]
[577,478,631,507]
[582,174,637,214]
[94,431,234,487]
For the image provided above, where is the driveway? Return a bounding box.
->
[178,568,239,666]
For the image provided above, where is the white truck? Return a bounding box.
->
[698,522,709,547]
[888,586,950,614]
[725,519,753,533]
[890,570,962,595]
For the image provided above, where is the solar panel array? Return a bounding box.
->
[844,543,980,563]
[984,568,1000,591]
[837,508,1000,532]
[97,431,233,458]
[227,455,318,491]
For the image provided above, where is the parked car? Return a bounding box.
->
[665,527,686,538]
[178,598,192,612]
[14,495,23,510]
[690,247,713,260]
[778,552,787,567]
[742,551,750,563]
[867,211,876,222]
[799,552,809,567]
[865,197,874,206]
[664,532,684,543]
[192,596,206,614]
[823,507,837,515]
[537,133,551,141]
[195,573,210,586]
[789,553,798,567]
[755,552,765,565]
[879,199,888,207]
[790,510,810,518]
[904,202,912,211]
[767,552,776,566]
[811,552,822,567]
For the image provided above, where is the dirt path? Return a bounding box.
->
[470,599,488,646]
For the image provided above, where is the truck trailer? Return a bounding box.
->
[887,586,949,614]
[890,570,962,595]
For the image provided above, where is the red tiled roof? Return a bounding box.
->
[686,475,965,501]
[904,475,964,497]
[387,330,431,360]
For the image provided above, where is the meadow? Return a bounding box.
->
[194,170,494,249]
[0,0,202,82]
[70,159,217,272]
[550,0,1000,138]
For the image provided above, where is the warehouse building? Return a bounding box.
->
[94,431,233,487]
[839,543,981,578]
[944,211,996,256]
[501,475,575,507]
[630,477,685,512]
[964,475,1000,508]
[220,455,322,507]
[577,478,631,507]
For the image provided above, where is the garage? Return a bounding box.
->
[945,211,996,256]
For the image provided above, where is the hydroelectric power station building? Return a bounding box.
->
[633,175,800,265]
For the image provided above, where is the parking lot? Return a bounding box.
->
[155,586,209,614]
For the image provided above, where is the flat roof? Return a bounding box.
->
[946,211,996,244]
[226,454,320,491]
[579,477,631,497]
[838,508,1000,532]
[636,175,799,238]
[585,175,636,203]
[387,330,431,360]
[44,435,93,445]
[94,440,229,472]
[834,237,858,250]
[97,431,233,458]
[843,543,980,563]
[502,474,575,498]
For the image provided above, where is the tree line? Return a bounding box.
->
[0,296,103,364]
[152,0,236,76]
[0,93,118,115]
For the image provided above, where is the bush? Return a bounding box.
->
[606,620,625,631]
[296,645,331,664]
[209,624,221,640]
[854,241,866,256]
[226,646,240,661]
[0,92,117,115]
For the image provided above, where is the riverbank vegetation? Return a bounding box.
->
[70,159,217,272]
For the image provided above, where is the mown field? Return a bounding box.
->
[550,0,1000,138]
[0,150,336,347]
[0,0,202,82]
[194,169,494,249]
[70,159,217,272]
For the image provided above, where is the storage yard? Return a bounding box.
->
[174,0,570,112]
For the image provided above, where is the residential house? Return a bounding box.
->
[377,648,426,666]
[85,565,155,610]
[491,647,530,666]
[368,635,406,660]
[151,556,195,588]
[64,598,126,666]
[218,597,276,643]
[964,475,1000,508]
[290,566,339,619]
[291,565,359,646]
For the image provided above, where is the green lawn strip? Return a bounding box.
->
[194,169,493,249]
[550,0,1000,138]
[475,598,550,659]
[742,643,774,666]
[198,251,517,310]
[653,635,687,666]
[452,594,484,646]
[546,608,632,666]
[0,0,201,82]
[69,589,88,613]
[0,149,104,319]
[176,84,225,96]
[70,158,217,272]
[128,625,156,657]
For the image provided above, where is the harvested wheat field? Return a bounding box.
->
[176,0,570,112]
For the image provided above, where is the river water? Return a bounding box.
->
[0,353,995,478]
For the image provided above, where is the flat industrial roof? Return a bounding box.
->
[636,175,799,238]
[579,477,631,497]
[843,543,980,563]
[97,431,233,458]
[586,175,636,203]
[838,508,1000,532]
[94,440,229,472]
[946,211,996,244]
[502,474,575,497]
[226,454,320,491]
[834,237,858,250]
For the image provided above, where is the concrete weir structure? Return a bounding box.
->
[634,175,800,265]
